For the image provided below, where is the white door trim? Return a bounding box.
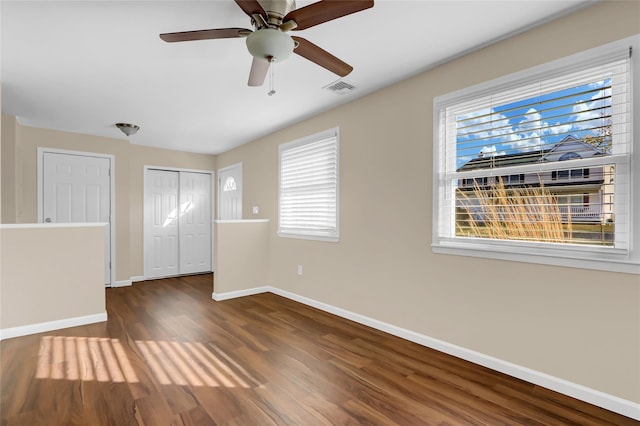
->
[217,162,243,220]
[37,147,116,286]
[143,165,215,279]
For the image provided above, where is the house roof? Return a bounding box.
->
[457,150,547,172]
[457,135,604,172]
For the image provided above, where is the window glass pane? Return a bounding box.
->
[450,59,627,248]
[455,165,615,246]
[223,176,237,192]
[455,79,612,172]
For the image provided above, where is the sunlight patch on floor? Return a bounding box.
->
[36,336,139,383]
[135,340,256,388]
[35,336,257,388]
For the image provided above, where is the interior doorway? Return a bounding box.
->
[38,149,114,285]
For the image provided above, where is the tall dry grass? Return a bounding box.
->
[456,177,572,243]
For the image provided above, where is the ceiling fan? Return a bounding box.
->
[160,0,374,87]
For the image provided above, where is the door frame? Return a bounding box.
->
[217,162,243,220]
[143,165,215,279]
[37,147,116,286]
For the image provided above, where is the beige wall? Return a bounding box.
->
[0,121,216,281]
[0,224,105,331]
[214,220,269,296]
[0,83,3,223]
[215,1,640,403]
[1,114,17,223]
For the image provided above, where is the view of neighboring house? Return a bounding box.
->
[456,135,615,225]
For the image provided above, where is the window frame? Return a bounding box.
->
[278,127,340,242]
[432,35,639,274]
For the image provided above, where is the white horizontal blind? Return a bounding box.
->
[451,56,630,166]
[435,44,632,256]
[279,130,338,240]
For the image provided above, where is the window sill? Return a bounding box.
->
[278,232,339,243]
[215,219,270,224]
[432,240,640,275]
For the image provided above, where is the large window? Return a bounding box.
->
[433,36,639,274]
[279,128,339,241]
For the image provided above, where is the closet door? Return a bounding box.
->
[145,169,180,279]
[179,172,212,274]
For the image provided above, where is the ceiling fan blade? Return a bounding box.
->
[292,36,353,77]
[160,28,251,43]
[234,0,268,21]
[284,0,374,31]
[248,57,271,86]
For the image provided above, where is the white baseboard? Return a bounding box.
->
[212,286,270,301]
[112,280,132,287]
[215,285,640,421]
[130,276,145,283]
[0,312,108,341]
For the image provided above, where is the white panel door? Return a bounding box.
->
[179,172,212,274]
[145,169,180,279]
[43,152,111,284]
[218,163,242,220]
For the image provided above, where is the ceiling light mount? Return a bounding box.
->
[116,122,140,136]
[246,28,294,61]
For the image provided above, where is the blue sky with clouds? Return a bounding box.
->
[455,78,611,169]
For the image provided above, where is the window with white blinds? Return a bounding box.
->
[279,128,339,241]
[432,36,640,274]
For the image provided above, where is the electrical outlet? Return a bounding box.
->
[252,206,259,214]
[297,265,303,276]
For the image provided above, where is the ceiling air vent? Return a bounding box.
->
[323,80,356,95]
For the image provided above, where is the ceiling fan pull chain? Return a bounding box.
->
[268,57,276,96]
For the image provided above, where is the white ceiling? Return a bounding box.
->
[1,0,591,155]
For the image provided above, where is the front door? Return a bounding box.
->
[42,151,111,284]
[218,163,242,220]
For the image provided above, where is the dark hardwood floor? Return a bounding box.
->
[1,274,636,425]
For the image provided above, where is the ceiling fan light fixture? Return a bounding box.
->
[116,122,140,136]
[246,28,294,61]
